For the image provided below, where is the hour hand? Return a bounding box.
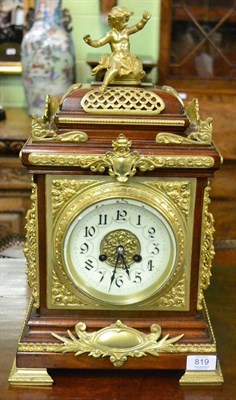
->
[108,254,119,292]
[121,255,131,279]
[116,245,130,279]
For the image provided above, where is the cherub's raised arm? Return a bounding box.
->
[83,33,111,48]
[128,11,151,35]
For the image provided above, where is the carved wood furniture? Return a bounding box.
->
[158,0,236,247]
[159,0,236,90]
[0,109,31,237]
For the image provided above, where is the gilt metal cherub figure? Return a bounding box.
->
[83,6,151,93]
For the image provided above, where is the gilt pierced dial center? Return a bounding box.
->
[100,229,141,267]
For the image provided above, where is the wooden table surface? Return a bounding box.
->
[1,253,235,400]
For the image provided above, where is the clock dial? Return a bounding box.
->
[63,198,177,305]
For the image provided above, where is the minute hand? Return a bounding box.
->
[108,252,120,292]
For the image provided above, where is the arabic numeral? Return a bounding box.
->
[151,243,160,255]
[84,226,96,237]
[98,270,106,283]
[195,358,210,366]
[147,259,154,271]
[137,215,141,226]
[115,276,124,288]
[133,271,142,284]
[116,210,127,221]
[80,243,89,254]
[84,259,94,271]
[148,227,156,239]
[98,214,108,225]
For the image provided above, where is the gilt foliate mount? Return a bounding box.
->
[51,320,184,367]
[28,134,215,183]
[156,97,213,146]
[31,94,88,143]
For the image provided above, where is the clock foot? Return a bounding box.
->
[8,359,53,386]
[179,361,224,386]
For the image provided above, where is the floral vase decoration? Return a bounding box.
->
[21,0,75,116]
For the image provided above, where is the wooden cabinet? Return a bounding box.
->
[0,109,31,237]
[159,0,236,90]
[158,1,236,242]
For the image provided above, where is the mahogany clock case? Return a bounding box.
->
[13,83,222,380]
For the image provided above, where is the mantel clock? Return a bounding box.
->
[9,6,223,387]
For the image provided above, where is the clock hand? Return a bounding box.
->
[115,245,131,280]
[109,259,119,292]
[108,245,133,290]
[120,254,131,280]
[109,245,123,292]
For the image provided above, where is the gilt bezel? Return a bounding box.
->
[50,177,188,308]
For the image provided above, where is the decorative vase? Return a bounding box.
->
[21,0,75,116]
